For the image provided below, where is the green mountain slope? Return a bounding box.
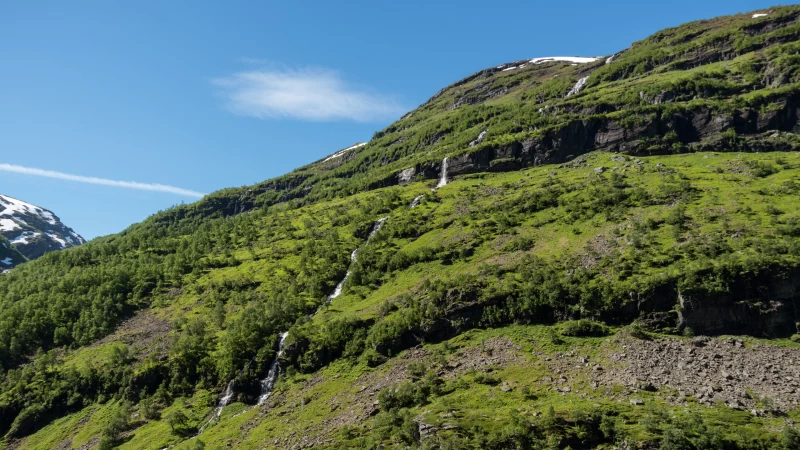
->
[3,6,800,450]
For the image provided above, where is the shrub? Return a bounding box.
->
[561,320,610,337]
[660,427,692,450]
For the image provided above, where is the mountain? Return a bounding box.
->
[0,234,26,273]
[0,194,84,269]
[3,6,800,450]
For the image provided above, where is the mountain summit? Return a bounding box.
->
[0,194,84,269]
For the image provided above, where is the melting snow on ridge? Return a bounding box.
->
[1,258,12,266]
[47,233,67,248]
[500,57,599,72]
[11,231,40,246]
[752,13,769,18]
[530,56,600,65]
[71,231,85,244]
[0,195,57,226]
[323,142,368,162]
[566,76,590,97]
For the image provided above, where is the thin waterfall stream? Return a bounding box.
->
[257,331,289,405]
[205,167,442,424]
[202,216,392,424]
[435,157,449,189]
[201,171,442,429]
[254,216,389,405]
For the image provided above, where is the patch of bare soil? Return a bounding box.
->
[91,309,172,360]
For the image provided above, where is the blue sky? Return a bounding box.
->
[0,0,783,239]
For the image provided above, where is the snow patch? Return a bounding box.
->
[0,218,20,232]
[11,231,40,246]
[323,142,367,162]
[530,56,600,65]
[1,258,12,266]
[0,195,57,225]
[752,13,769,18]
[71,231,85,244]
[47,233,67,248]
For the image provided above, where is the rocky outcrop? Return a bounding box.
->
[595,336,800,413]
[408,94,800,184]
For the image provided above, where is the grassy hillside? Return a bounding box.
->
[3,6,800,450]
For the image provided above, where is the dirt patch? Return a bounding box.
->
[91,309,172,360]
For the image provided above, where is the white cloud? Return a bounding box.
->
[0,163,205,198]
[213,68,404,122]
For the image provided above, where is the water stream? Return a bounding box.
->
[257,331,289,405]
[252,217,389,408]
[435,157,449,188]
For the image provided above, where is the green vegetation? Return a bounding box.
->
[3,5,800,449]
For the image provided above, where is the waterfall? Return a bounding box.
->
[257,332,289,405]
[368,217,389,239]
[436,157,449,188]
[410,194,424,208]
[255,217,389,407]
[215,380,236,417]
[324,248,358,305]
[566,76,589,97]
[198,378,236,432]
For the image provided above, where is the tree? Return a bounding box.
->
[164,407,189,434]
[99,402,130,449]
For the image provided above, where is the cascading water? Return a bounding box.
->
[205,217,392,426]
[323,248,358,307]
[369,217,389,239]
[215,380,236,416]
[257,331,289,405]
[566,76,589,97]
[435,157,449,188]
[410,194,424,208]
[436,158,449,188]
[254,217,390,406]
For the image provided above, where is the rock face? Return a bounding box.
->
[0,194,84,268]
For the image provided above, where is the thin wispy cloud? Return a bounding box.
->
[212,67,405,122]
[0,163,205,198]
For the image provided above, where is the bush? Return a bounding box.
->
[561,320,610,337]
[660,428,692,450]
